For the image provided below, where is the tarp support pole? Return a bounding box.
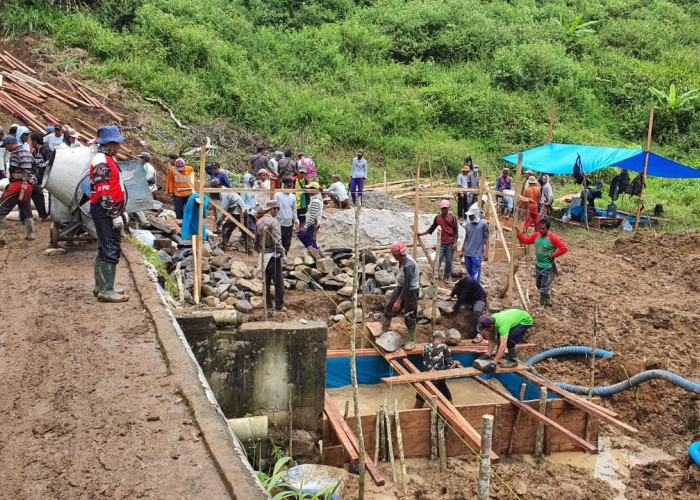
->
[635,107,655,230]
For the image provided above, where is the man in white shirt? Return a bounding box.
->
[275,177,299,253]
[44,124,65,151]
[324,174,349,208]
[350,150,367,205]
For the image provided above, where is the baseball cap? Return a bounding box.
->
[175,159,185,170]
[211,161,220,168]
[264,199,280,210]
[432,330,446,339]
[138,152,151,160]
[332,174,341,179]
[476,315,495,333]
[210,178,221,187]
[298,166,307,173]
[2,135,17,146]
[439,199,450,209]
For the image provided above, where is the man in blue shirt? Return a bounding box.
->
[350,150,367,205]
[205,162,231,195]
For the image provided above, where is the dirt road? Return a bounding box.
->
[0,221,231,499]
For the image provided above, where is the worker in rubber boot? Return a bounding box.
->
[0,135,36,245]
[381,241,420,350]
[476,310,533,368]
[414,330,461,408]
[516,218,567,309]
[444,269,487,343]
[89,126,129,303]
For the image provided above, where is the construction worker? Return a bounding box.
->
[275,177,299,253]
[476,309,533,368]
[166,158,194,220]
[255,199,286,312]
[456,165,470,219]
[349,150,367,205]
[457,203,489,283]
[496,168,513,215]
[297,181,324,259]
[444,269,487,342]
[522,175,541,232]
[517,218,568,308]
[381,240,420,350]
[89,126,129,303]
[0,135,36,245]
[418,199,459,283]
[213,179,247,250]
[414,330,461,408]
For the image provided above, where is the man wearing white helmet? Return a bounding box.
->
[418,199,459,283]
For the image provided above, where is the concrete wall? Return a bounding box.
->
[184,319,328,433]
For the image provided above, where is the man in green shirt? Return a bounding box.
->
[476,309,533,368]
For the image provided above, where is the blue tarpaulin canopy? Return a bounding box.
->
[503,143,700,179]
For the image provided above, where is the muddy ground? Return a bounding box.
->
[0,223,230,499]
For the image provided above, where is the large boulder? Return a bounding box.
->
[210,255,230,268]
[446,328,461,346]
[376,331,404,352]
[338,286,354,297]
[315,257,336,274]
[374,270,395,286]
[235,299,253,313]
[229,261,251,278]
[336,300,353,313]
[237,279,263,295]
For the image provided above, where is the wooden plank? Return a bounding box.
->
[395,357,500,463]
[380,364,530,384]
[410,224,434,268]
[326,343,537,358]
[323,396,359,463]
[472,377,597,454]
[518,372,627,426]
[324,392,385,486]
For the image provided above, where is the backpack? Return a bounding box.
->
[628,174,644,197]
[573,154,585,185]
[609,175,621,201]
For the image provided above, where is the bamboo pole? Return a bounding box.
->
[635,107,655,230]
[476,414,494,500]
[438,417,446,471]
[361,253,367,349]
[431,227,441,331]
[383,401,397,482]
[412,153,422,260]
[350,199,366,499]
[507,383,527,456]
[344,400,350,422]
[394,399,408,494]
[288,384,294,457]
[195,141,206,305]
[477,165,487,210]
[262,230,268,321]
[535,386,548,458]
[507,154,523,305]
[384,170,388,192]
[430,395,438,461]
[378,408,386,462]
[191,235,199,303]
[410,224,434,268]
[548,100,556,144]
[374,410,381,464]
[584,306,599,443]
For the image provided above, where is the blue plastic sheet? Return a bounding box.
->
[503,143,700,178]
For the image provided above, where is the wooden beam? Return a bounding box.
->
[380,364,530,384]
[410,224,433,267]
[326,343,536,358]
[412,153,421,260]
[472,377,597,454]
[324,394,359,463]
[634,106,655,230]
[395,357,500,463]
[324,392,385,486]
[507,153,523,305]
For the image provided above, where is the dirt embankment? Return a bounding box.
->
[0,223,230,499]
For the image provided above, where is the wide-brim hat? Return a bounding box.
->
[96,125,126,145]
[264,199,280,210]
[527,176,537,184]
[462,165,471,172]
[307,181,321,190]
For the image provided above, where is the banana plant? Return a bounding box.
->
[649,84,700,111]
[557,12,598,35]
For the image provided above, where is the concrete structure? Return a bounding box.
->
[186,320,328,433]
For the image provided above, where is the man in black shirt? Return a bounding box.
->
[444,269,487,342]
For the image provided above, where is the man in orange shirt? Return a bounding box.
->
[166,158,194,220]
[521,176,541,232]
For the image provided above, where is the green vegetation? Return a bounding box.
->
[257,456,341,499]
[1,0,699,224]
[128,235,178,297]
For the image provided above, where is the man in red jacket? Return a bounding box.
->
[517,218,567,309]
[418,199,459,283]
[90,126,129,303]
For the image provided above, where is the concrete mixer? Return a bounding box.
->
[42,146,154,248]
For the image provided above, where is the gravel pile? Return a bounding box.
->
[359,190,412,211]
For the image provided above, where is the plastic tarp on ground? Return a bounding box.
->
[503,143,700,179]
[326,353,547,401]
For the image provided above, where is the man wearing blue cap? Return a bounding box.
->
[89,126,129,302]
[0,135,36,245]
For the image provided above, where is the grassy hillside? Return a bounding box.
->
[1,0,699,223]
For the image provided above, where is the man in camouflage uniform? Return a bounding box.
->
[414,331,461,408]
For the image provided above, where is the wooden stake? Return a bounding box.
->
[384,170,388,192]
[195,141,206,305]
[507,383,527,456]
[548,100,556,144]
[374,410,382,464]
[361,253,367,349]
[535,386,548,458]
[412,153,422,259]
[477,165,487,210]
[438,417,446,471]
[379,408,386,462]
[476,414,494,500]
[350,199,367,499]
[262,230,268,321]
[410,224,434,268]
[507,154,523,305]
[430,395,438,461]
[344,400,350,422]
[585,306,599,443]
[394,399,408,494]
[431,227,442,331]
[191,235,199,304]
[288,384,294,457]
[384,401,397,482]
[635,107,655,230]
